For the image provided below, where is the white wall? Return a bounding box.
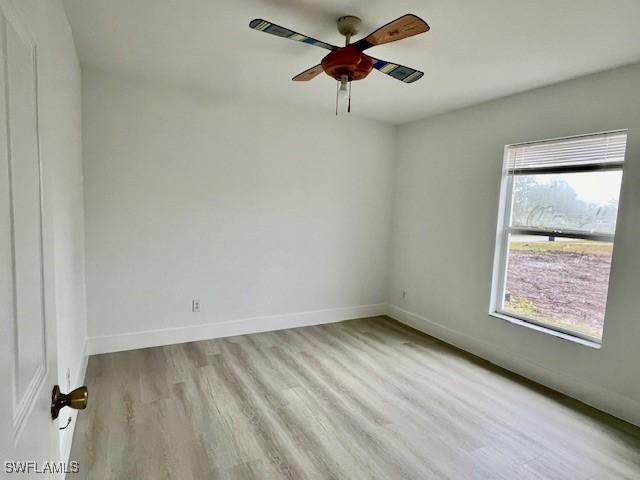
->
[82,68,393,350]
[388,62,640,426]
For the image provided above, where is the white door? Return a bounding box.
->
[0,2,62,478]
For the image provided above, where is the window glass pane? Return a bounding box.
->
[502,235,613,340]
[510,170,622,235]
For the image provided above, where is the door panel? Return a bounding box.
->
[6,10,47,423]
[0,3,59,476]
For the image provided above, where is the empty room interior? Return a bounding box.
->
[1,0,640,478]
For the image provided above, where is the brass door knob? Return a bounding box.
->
[51,385,88,419]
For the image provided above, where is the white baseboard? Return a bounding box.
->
[59,342,88,480]
[87,304,387,355]
[83,302,639,428]
[386,304,640,428]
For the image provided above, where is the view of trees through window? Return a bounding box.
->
[502,170,622,340]
[510,171,621,234]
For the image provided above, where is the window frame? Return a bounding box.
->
[490,130,626,345]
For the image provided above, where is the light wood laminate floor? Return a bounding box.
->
[70,317,640,479]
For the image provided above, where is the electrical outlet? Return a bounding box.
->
[66,368,71,391]
[192,299,200,313]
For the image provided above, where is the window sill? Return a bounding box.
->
[489,312,602,350]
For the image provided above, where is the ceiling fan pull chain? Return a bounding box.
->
[348,81,352,113]
[335,80,339,116]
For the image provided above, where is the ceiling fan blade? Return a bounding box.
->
[249,19,338,51]
[352,14,429,51]
[292,64,325,81]
[367,56,424,83]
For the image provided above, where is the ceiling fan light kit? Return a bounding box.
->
[249,13,430,115]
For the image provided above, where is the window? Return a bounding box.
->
[491,131,627,343]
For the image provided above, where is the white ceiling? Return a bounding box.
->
[64,0,640,124]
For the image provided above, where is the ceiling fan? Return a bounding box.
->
[249,14,430,113]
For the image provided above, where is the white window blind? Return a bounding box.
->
[507,131,627,173]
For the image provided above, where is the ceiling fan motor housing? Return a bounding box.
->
[321,46,374,81]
